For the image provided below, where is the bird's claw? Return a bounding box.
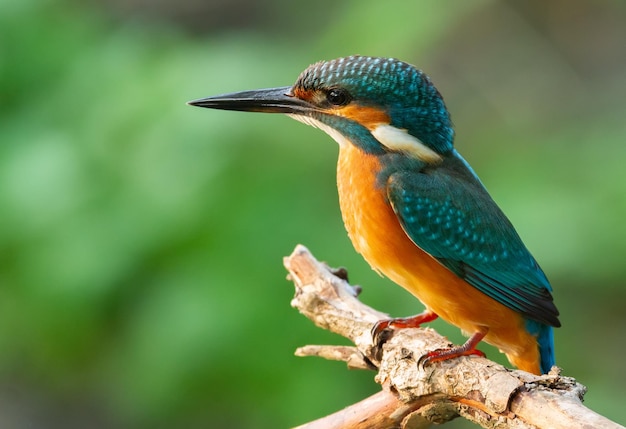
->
[371,313,439,361]
[417,347,486,370]
[371,319,395,353]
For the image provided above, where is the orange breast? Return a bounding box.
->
[336,144,542,374]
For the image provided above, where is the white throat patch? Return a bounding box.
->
[370,124,442,163]
[288,115,442,164]
[287,114,351,147]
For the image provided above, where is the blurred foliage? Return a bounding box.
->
[1,0,625,427]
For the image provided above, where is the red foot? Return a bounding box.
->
[371,311,438,347]
[418,331,487,368]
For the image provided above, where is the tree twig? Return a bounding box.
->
[284,244,624,429]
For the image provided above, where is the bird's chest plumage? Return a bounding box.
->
[336,144,436,287]
[336,146,387,264]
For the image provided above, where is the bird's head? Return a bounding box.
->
[189,56,454,163]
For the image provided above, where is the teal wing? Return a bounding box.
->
[386,165,560,327]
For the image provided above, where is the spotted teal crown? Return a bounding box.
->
[293,56,455,155]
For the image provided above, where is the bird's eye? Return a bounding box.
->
[326,88,351,106]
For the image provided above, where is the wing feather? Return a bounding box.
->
[386,163,560,327]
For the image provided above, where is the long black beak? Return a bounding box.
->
[188,86,314,115]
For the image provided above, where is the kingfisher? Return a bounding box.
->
[188,56,560,375]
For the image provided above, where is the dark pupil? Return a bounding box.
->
[327,89,348,106]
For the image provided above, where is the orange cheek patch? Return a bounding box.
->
[292,87,315,101]
[337,105,390,130]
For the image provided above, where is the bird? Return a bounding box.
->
[188,55,560,375]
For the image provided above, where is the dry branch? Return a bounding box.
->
[284,244,624,429]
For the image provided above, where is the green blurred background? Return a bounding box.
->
[1,0,625,427]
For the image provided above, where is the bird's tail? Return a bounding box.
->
[527,320,555,374]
